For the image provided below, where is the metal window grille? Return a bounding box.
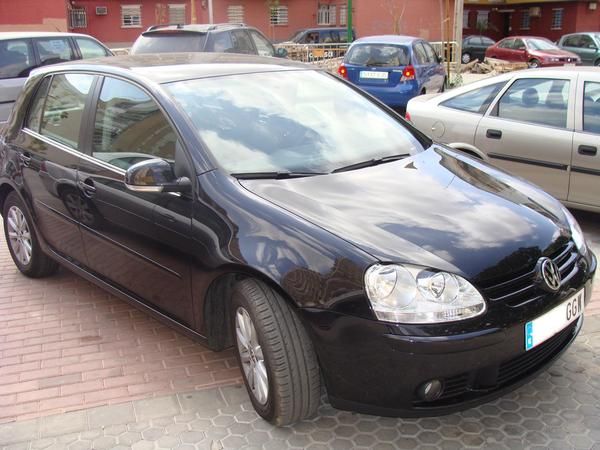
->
[551,9,563,30]
[521,10,530,30]
[463,10,469,28]
[317,5,336,26]
[169,4,186,24]
[69,7,87,28]
[339,5,347,26]
[121,5,142,28]
[227,5,244,23]
[476,11,489,29]
[270,6,288,26]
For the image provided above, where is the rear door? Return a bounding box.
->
[575,35,598,65]
[511,38,529,63]
[474,75,576,200]
[422,41,445,91]
[0,38,37,122]
[413,42,434,93]
[568,75,600,208]
[490,38,514,60]
[17,73,95,263]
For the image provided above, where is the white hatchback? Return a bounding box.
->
[406,67,600,212]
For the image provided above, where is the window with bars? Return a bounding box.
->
[463,10,469,29]
[69,7,87,28]
[521,10,530,30]
[339,4,347,26]
[476,10,489,29]
[121,5,142,27]
[317,5,336,26]
[551,9,563,30]
[227,5,244,23]
[169,4,186,24]
[270,6,288,26]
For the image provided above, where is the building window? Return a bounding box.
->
[521,10,530,30]
[270,6,288,26]
[339,4,347,26]
[68,7,87,28]
[227,5,244,23]
[121,5,142,28]
[317,4,336,26]
[476,11,489,29]
[551,9,563,30]
[463,9,469,29]
[168,4,185,24]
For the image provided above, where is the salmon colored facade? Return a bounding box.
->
[0,0,596,47]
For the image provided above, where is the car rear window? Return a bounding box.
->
[345,44,410,67]
[132,32,206,54]
[0,39,36,80]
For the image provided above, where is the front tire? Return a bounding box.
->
[528,59,540,68]
[462,52,472,64]
[595,59,600,67]
[3,191,58,277]
[231,279,320,426]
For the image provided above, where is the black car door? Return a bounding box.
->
[16,73,96,264]
[76,75,195,326]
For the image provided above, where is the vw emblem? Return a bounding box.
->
[537,257,561,292]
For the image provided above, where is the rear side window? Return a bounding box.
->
[132,33,206,53]
[40,74,94,149]
[583,82,600,134]
[498,39,514,49]
[92,77,177,170]
[441,81,506,114]
[482,37,495,45]
[231,30,255,54]
[495,78,570,129]
[413,43,428,65]
[346,44,410,67]
[562,35,580,47]
[26,77,52,132]
[422,43,438,63]
[208,32,234,52]
[34,38,75,65]
[0,39,36,80]
[75,37,110,58]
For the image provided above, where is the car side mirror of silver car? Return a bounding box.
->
[275,47,288,58]
[125,158,191,194]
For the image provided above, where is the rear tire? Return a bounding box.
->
[230,279,320,426]
[461,52,471,64]
[3,191,58,278]
[528,59,540,68]
[595,59,600,67]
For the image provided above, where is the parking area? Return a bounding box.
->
[0,209,599,449]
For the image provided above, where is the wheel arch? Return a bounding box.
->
[0,182,16,217]
[446,143,488,161]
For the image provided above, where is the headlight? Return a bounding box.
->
[564,208,587,255]
[364,264,486,323]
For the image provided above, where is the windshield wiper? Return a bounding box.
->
[231,171,326,180]
[365,62,389,67]
[331,154,410,174]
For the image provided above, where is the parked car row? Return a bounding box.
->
[1,53,595,427]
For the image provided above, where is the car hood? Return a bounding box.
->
[239,147,571,285]
[530,48,578,58]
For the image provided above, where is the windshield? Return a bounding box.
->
[132,33,206,54]
[166,71,426,174]
[346,44,410,67]
[525,38,558,51]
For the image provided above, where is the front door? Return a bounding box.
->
[568,78,600,208]
[77,76,195,326]
[17,73,95,264]
[474,76,575,201]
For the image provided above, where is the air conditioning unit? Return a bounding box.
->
[529,7,541,17]
[590,2,598,11]
[96,6,108,15]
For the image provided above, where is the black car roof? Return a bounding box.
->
[30,52,312,84]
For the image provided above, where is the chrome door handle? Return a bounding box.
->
[78,179,96,198]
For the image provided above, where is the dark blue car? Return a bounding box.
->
[339,35,446,110]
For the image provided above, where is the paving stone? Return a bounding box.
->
[88,403,136,429]
[91,436,117,450]
[178,390,226,414]
[118,432,143,446]
[40,412,86,439]
[135,396,181,421]
[0,420,39,445]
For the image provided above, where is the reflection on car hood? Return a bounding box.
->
[240,147,571,285]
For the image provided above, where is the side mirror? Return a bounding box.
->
[275,47,288,58]
[125,158,191,194]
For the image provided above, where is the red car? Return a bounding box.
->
[485,36,581,68]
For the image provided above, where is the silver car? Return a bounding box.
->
[406,67,600,212]
[0,32,112,122]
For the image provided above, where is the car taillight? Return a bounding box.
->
[338,64,348,79]
[401,65,416,81]
[405,112,412,122]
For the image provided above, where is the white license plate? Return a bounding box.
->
[564,63,576,67]
[525,289,584,351]
[360,71,388,80]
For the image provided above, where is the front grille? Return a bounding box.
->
[481,241,579,307]
[413,320,578,407]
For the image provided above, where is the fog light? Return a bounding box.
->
[418,379,444,402]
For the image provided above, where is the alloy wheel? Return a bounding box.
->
[6,205,32,266]
[235,307,269,405]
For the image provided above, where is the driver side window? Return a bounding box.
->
[92,77,177,170]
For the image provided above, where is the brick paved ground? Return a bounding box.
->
[0,209,598,441]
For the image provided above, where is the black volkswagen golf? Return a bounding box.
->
[0,54,596,426]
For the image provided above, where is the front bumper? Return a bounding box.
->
[299,251,596,417]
